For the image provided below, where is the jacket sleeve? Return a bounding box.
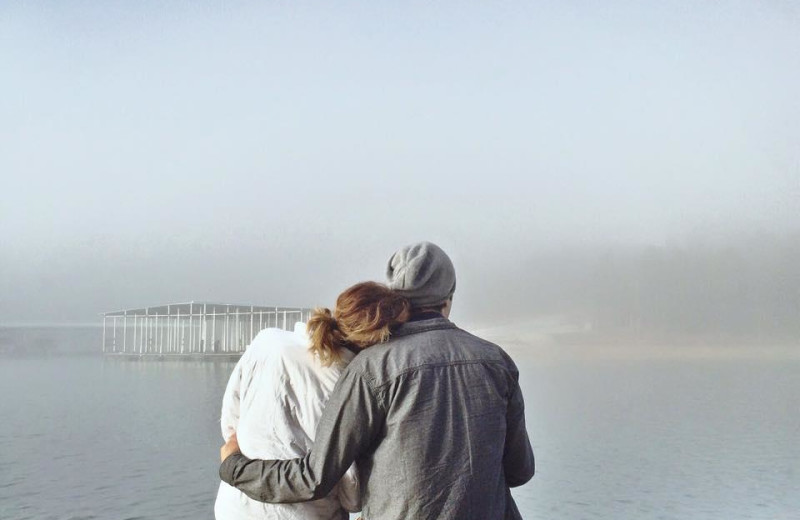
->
[503,373,535,487]
[220,356,244,441]
[219,365,384,503]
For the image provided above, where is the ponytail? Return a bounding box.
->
[307,282,411,366]
[307,307,346,367]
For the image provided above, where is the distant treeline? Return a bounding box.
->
[480,231,800,343]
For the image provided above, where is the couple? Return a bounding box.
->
[215,242,535,520]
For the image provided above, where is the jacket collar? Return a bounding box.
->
[391,316,457,338]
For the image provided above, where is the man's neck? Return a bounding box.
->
[408,310,444,322]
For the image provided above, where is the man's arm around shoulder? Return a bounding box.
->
[218,365,385,503]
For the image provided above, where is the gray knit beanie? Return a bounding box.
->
[386,241,456,308]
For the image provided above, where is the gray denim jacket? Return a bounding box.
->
[220,317,535,520]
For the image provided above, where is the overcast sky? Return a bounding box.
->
[1,1,798,324]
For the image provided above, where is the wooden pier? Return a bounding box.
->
[102,302,311,358]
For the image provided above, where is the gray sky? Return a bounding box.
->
[1,1,798,323]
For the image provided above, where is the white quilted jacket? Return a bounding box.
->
[214,324,359,520]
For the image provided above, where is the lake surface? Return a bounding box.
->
[0,350,798,519]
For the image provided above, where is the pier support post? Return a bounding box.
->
[189,303,194,354]
[123,312,128,354]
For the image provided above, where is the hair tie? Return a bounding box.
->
[328,315,339,331]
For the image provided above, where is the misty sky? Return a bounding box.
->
[1,1,798,324]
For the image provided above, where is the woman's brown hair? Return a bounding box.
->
[306,281,411,366]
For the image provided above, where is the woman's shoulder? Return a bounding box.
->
[244,325,354,377]
[246,327,308,359]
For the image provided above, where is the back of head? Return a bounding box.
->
[385,241,456,309]
[307,281,411,366]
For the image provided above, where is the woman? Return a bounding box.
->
[214,282,411,520]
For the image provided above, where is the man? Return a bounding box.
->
[220,241,535,519]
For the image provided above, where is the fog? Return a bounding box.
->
[1,2,798,339]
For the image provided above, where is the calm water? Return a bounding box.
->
[0,353,798,519]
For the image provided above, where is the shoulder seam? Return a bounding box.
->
[371,358,508,391]
[347,365,389,414]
